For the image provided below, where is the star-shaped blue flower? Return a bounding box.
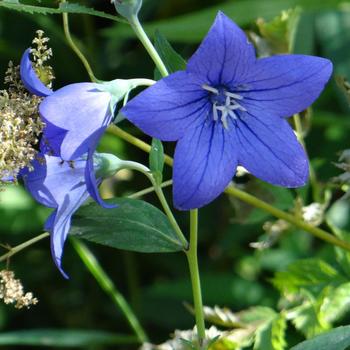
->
[121,12,332,210]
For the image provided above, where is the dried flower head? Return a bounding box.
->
[31,30,55,88]
[140,326,222,350]
[0,270,38,309]
[0,30,53,183]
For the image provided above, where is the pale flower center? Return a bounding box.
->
[202,84,246,130]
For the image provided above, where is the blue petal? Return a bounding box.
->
[40,120,68,156]
[173,121,237,210]
[122,71,208,141]
[39,83,113,160]
[23,155,90,278]
[187,12,256,86]
[21,158,57,208]
[85,145,117,209]
[235,112,308,187]
[20,48,53,97]
[240,55,333,117]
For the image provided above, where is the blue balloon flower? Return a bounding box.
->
[22,152,122,278]
[22,154,92,278]
[20,49,119,207]
[121,12,333,210]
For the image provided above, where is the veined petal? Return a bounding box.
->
[121,71,209,141]
[39,83,113,160]
[240,55,333,117]
[173,122,237,210]
[20,48,53,97]
[235,113,308,187]
[40,120,67,156]
[187,11,255,86]
[50,187,89,279]
[23,155,90,278]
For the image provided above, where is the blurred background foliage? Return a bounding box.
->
[0,0,350,349]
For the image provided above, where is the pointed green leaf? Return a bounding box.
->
[288,302,329,339]
[290,325,350,350]
[320,282,350,323]
[0,329,136,347]
[154,30,187,73]
[149,138,164,185]
[272,259,343,295]
[70,198,184,253]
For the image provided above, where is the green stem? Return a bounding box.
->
[128,179,173,199]
[129,15,169,77]
[150,178,188,249]
[107,125,173,166]
[0,232,49,263]
[61,0,98,82]
[293,113,320,203]
[107,125,350,253]
[186,210,206,347]
[225,185,350,252]
[71,238,148,343]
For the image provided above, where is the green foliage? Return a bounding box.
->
[256,7,301,53]
[0,329,137,347]
[70,198,183,253]
[154,30,187,73]
[272,259,343,294]
[149,138,164,185]
[290,326,350,350]
[0,0,125,22]
[104,0,345,43]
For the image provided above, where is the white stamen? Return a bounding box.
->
[221,112,229,130]
[225,91,243,100]
[213,103,219,121]
[228,110,238,119]
[202,84,219,94]
[203,84,246,130]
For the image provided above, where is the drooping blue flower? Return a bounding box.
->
[21,152,121,278]
[19,49,139,207]
[121,12,333,210]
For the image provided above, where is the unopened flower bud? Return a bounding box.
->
[111,0,142,20]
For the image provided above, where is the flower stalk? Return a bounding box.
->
[71,238,148,343]
[61,0,98,82]
[0,232,49,263]
[128,14,169,77]
[186,209,206,347]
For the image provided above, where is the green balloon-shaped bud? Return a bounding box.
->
[111,0,142,20]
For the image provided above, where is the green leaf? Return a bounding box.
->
[0,1,126,22]
[288,302,328,339]
[0,329,136,347]
[149,138,164,185]
[272,259,343,295]
[254,314,287,350]
[327,199,350,232]
[326,199,350,277]
[290,325,350,350]
[154,30,187,73]
[103,0,344,43]
[319,282,350,323]
[70,198,183,253]
[257,7,302,54]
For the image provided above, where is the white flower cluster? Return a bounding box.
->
[0,270,38,309]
